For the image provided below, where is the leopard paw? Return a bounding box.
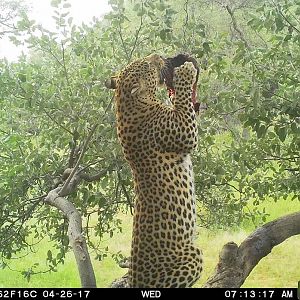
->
[173,62,197,88]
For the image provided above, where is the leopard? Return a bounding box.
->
[106,54,203,288]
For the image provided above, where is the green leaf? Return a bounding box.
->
[62,237,69,246]
[47,250,53,261]
[51,0,61,8]
[61,12,70,18]
[257,125,267,139]
[68,17,73,26]
[137,10,145,17]
[165,8,177,16]
[244,117,256,128]
[215,166,225,175]
[101,176,109,189]
[291,122,298,134]
[233,49,245,64]
[157,2,166,11]
[56,252,64,260]
[233,152,240,162]
[159,29,167,41]
[192,48,204,58]
[18,73,26,82]
[275,16,284,31]
[284,34,292,41]
[275,126,287,142]
[98,196,106,207]
[203,41,211,53]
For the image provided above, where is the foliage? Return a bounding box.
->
[0,0,299,283]
[194,0,300,227]
[0,0,28,37]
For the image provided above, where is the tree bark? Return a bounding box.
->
[45,187,97,288]
[110,212,300,288]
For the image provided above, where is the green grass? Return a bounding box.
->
[0,198,299,288]
[241,195,300,228]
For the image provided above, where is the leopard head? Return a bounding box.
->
[105,54,166,99]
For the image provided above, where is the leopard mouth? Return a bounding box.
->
[159,54,199,89]
[159,58,174,88]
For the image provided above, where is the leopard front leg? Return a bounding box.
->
[173,61,198,112]
[154,62,198,154]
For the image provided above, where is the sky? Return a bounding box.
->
[0,0,111,61]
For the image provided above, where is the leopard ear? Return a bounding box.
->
[105,76,117,89]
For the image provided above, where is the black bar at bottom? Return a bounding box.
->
[0,288,298,300]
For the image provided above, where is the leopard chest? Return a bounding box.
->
[116,107,161,162]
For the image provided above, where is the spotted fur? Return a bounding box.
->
[110,54,203,287]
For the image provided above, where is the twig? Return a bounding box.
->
[128,1,144,60]
[117,170,133,215]
[42,107,73,135]
[61,41,73,96]
[182,0,189,49]
[275,3,300,34]
[26,194,48,202]
[104,96,115,114]
[117,21,130,62]
[68,129,79,168]
[218,105,248,116]
[59,124,98,196]
[37,43,64,68]
[225,5,250,49]
[213,182,244,194]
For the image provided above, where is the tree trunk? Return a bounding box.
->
[45,187,97,288]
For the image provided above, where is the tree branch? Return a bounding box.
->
[203,211,300,287]
[117,21,130,62]
[42,124,102,287]
[59,124,98,197]
[44,188,96,288]
[275,3,300,35]
[68,131,79,168]
[225,5,250,49]
[80,169,109,182]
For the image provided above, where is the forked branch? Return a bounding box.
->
[44,124,103,288]
[59,124,98,197]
